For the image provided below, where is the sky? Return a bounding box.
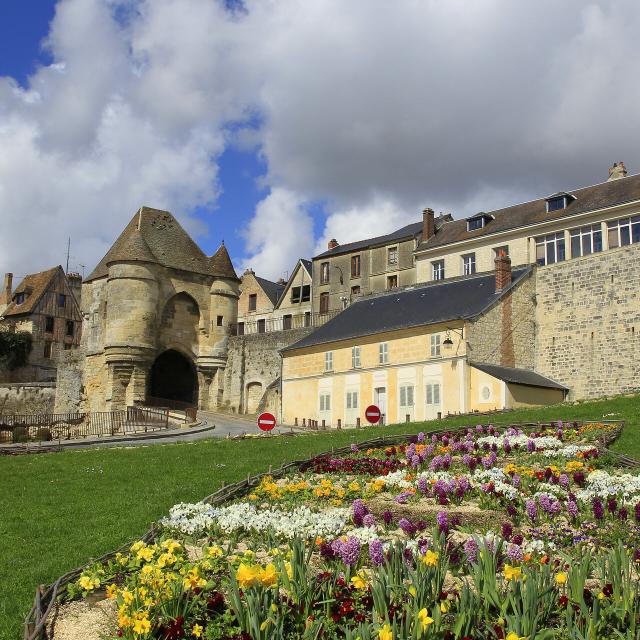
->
[1,1,640,282]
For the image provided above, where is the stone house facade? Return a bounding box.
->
[79,207,239,412]
[0,266,82,382]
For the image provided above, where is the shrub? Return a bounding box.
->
[12,426,29,443]
[35,428,52,442]
[0,330,33,371]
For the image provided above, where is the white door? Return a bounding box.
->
[374,387,387,423]
[319,393,332,427]
[399,384,415,422]
[345,390,359,426]
[425,379,442,420]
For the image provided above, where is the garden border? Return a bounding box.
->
[23,418,630,640]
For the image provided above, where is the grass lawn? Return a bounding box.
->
[2,393,639,640]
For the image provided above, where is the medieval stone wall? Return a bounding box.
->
[221,328,314,416]
[0,383,56,415]
[466,270,537,370]
[535,243,640,400]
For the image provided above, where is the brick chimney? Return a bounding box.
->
[608,161,628,181]
[277,277,286,285]
[495,251,512,292]
[422,208,435,242]
[0,273,12,305]
[327,239,339,250]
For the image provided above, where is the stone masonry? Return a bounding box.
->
[535,243,640,400]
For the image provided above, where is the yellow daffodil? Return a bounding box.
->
[350,569,369,590]
[418,608,434,629]
[106,584,117,599]
[597,592,605,600]
[236,563,259,588]
[505,633,526,640]
[408,586,417,598]
[440,600,449,613]
[421,550,439,567]
[503,564,522,581]
[271,603,278,613]
[121,588,134,604]
[555,572,567,585]
[260,563,278,587]
[132,613,151,635]
[378,623,393,640]
[249,494,258,500]
[192,624,203,638]
[207,545,223,558]
[349,481,361,491]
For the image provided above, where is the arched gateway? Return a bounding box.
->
[149,349,198,405]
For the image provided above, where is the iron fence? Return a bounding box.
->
[0,407,169,443]
[231,309,341,336]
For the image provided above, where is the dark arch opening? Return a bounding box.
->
[149,349,198,405]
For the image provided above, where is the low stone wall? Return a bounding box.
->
[54,348,85,413]
[0,383,56,415]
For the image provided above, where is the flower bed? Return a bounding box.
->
[41,420,640,639]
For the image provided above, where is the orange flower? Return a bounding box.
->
[540,555,549,565]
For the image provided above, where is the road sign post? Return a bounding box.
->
[365,405,382,425]
[257,412,277,432]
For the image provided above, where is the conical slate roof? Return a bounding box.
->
[86,207,239,282]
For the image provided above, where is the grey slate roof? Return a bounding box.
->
[470,362,568,391]
[314,222,423,259]
[418,173,640,251]
[282,267,531,352]
[300,259,312,274]
[256,276,286,306]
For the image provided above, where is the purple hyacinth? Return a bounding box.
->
[507,544,523,562]
[501,522,513,541]
[559,474,570,489]
[526,499,537,522]
[512,473,521,489]
[338,536,361,566]
[462,453,472,467]
[592,499,605,521]
[539,494,553,513]
[506,503,517,519]
[351,443,359,453]
[352,499,368,526]
[369,539,384,566]
[425,444,435,456]
[417,477,428,494]
[394,491,412,504]
[527,439,536,453]
[511,533,524,546]
[619,507,629,522]
[383,510,394,525]
[464,537,479,563]
[417,432,425,443]
[607,497,618,514]
[363,514,376,528]
[436,511,449,533]
[398,518,417,535]
[443,453,452,469]
[431,434,438,443]
[567,501,579,519]
[476,425,484,432]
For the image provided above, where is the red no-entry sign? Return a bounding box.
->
[365,405,382,424]
[257,412,277,432]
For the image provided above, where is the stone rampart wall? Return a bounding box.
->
[0,383,56,415]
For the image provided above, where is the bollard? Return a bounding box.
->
[322,419,325,428]
[295,417,298,426]
[356,417,361,428]
[437,411,442,420]
[337,419,342,429]
[406,414,410,423]
[303,418,306,427]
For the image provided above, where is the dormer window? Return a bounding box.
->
[545,192,575,213]
[466,213,493,232]
[15,292,25,305]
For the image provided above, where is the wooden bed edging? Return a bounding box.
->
[23,419,628,640]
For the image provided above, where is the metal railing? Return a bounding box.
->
[142,397,198,423]
[231,309,341,336]
[0,407,170,443]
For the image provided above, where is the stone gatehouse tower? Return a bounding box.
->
[81,207,239,412]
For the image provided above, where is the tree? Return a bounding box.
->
[0,330,33,371]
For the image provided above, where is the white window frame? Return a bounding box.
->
[425,382,441,406]
[387,246,398,266]
[352,346,361,369]
[346,390,359,410]
[399,384,415,408]
[379,342,389,364]
[493,245,509,258]
[607,215,640,249]
[535,232,566,266]
[430,334,441,357]
[319,393,331,412]
[570,224,603,258]
[432,260,445,281]
[325,351,333,372]
[462,253,476,275]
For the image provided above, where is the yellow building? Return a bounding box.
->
[281,257,566,426]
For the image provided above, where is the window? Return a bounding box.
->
[351,285,361,296]
[432,260,445,281]
[346,390,359,410]
[570,224,603,258]
[535,232,566,266]
[399,385,414,408]
[351,255,361,278]
[216,315,224,327]
[291,286,301,303]
[257,319,266,333]
[325,351,333,371]
[379,342,388,364]
[493,245,509,258]
[607,216,640,249]
[320,292,330,314]
[480,385,492,401]
[462,253,476,275]
[15,292,25,305]
[301,285,311,302]
[304,311,311,327]
[64,343,72,350]
[43,341,53,359]
[237,322,245,336]
[467,217,485,231]
[248,294,257,311]
[66,320,74,337]
[388,247,398,265]
[546,195,567,212]
[58,293,66,308]
[320,262,330,284]
[283,314,292,330]
[352,346,361,368]
[426,383,441,405]
[319,393,331,412]
[430,334,441,357]
[45,316,54,333]
[387,275,398,289]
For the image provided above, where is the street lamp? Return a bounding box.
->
[442,328,464,352]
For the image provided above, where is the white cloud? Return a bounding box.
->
[2,0,640,279]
